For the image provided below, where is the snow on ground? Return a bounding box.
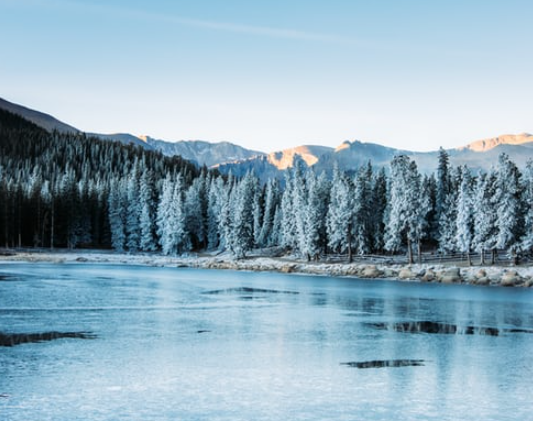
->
[0,249,532,288]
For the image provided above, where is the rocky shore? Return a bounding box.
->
[1,250,532,288]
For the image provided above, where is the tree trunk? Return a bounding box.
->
[417,240,422,264]
[347,227,353,263]
[491,249,496,265]
[50,204,54,250]
[480,249,485,265]
[407,238,413,265]
[467,250,472,266]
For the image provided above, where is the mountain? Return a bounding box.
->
[460,133,533,152]
[0,97,80,134]
[216,134,533,178]
[141,137,264,167]
[2,96,532,176]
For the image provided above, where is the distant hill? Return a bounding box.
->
[141,137,264,167]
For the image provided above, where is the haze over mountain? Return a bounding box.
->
[1,97,532,176]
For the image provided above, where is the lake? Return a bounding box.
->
[1,263,533,421]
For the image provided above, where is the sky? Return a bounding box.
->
[0,0,531,152]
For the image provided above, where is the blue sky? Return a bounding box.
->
[1,0,531,152]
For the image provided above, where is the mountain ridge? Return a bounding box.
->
[1,96,532,175]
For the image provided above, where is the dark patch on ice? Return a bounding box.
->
[341,359,425,369]
[0,275,19,282]
[506,328,533,334]
[0,331,97,347]
[203,287,299,295]
[368,321,533,336]
[197,330,211,334]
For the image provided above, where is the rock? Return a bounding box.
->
[421,269,436,282]
[501,270,520,287]
[361,265,382,278]
[75,257,88,262]
[475,277,490,286]
[476,269,487,279]
[280,265,295,273]
[382,268,397,279]
[398,268,415,280]
[439,268,462,284]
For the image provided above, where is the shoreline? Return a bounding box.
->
[1,249,532,288]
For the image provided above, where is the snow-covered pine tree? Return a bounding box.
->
[352,164,373,256]
[280,170,297,250]
[230,172,255,258]
[125,161,141,252]
[108,177,127,252]
[258,178,280,247]
[494,153,523,263]
[370,167,387,253]
[326,164,353,259]
[206,176,224,250]
[520,160,533,255]
[472,171,497,264]
[184,177,207,250]
[217,176,233,252]
[384,155,423,263]
[139,169,157,251]
[252,175,263,248]
[455,166,474,265]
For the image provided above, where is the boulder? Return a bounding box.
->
[501,270,520,287]
[361,265,382,278]
[398,268,415,280]
[382,268,397,279]
[476,269,487,279]
[421,269,436,282]
[439,268,462,284]
[475,277,490,286]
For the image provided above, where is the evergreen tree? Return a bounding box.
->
[494,153,523,263]
[125,162,141,252]
[455,167,474,265]
[520,160,533,255]
[139,169,157,251]
[473,171,497,264]
[326,164,353,259]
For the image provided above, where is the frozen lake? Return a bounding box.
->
[1,263,533,421]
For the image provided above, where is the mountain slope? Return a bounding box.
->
[0,97,79,134]
[460,133,533,152]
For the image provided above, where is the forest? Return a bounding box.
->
[1,107,532,265]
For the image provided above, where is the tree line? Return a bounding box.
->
[1,107,532,264]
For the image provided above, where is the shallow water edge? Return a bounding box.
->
[1,249,532,288]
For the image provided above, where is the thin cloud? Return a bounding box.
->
[13,0,366,46]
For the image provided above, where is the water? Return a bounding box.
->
[1,263,533,421]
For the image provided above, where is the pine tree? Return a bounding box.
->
[258,178,279,247]
[230,172,255,258]
[125,162,141,252]
[139,169,157,251]
[520,160,533,255]
[472,171,497,264]
[494,153,523,263]
[455,167,474,265]
[370,167,387,253]
[326,164,353,259]
[108,178,127,252]
[280,171,297,250]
